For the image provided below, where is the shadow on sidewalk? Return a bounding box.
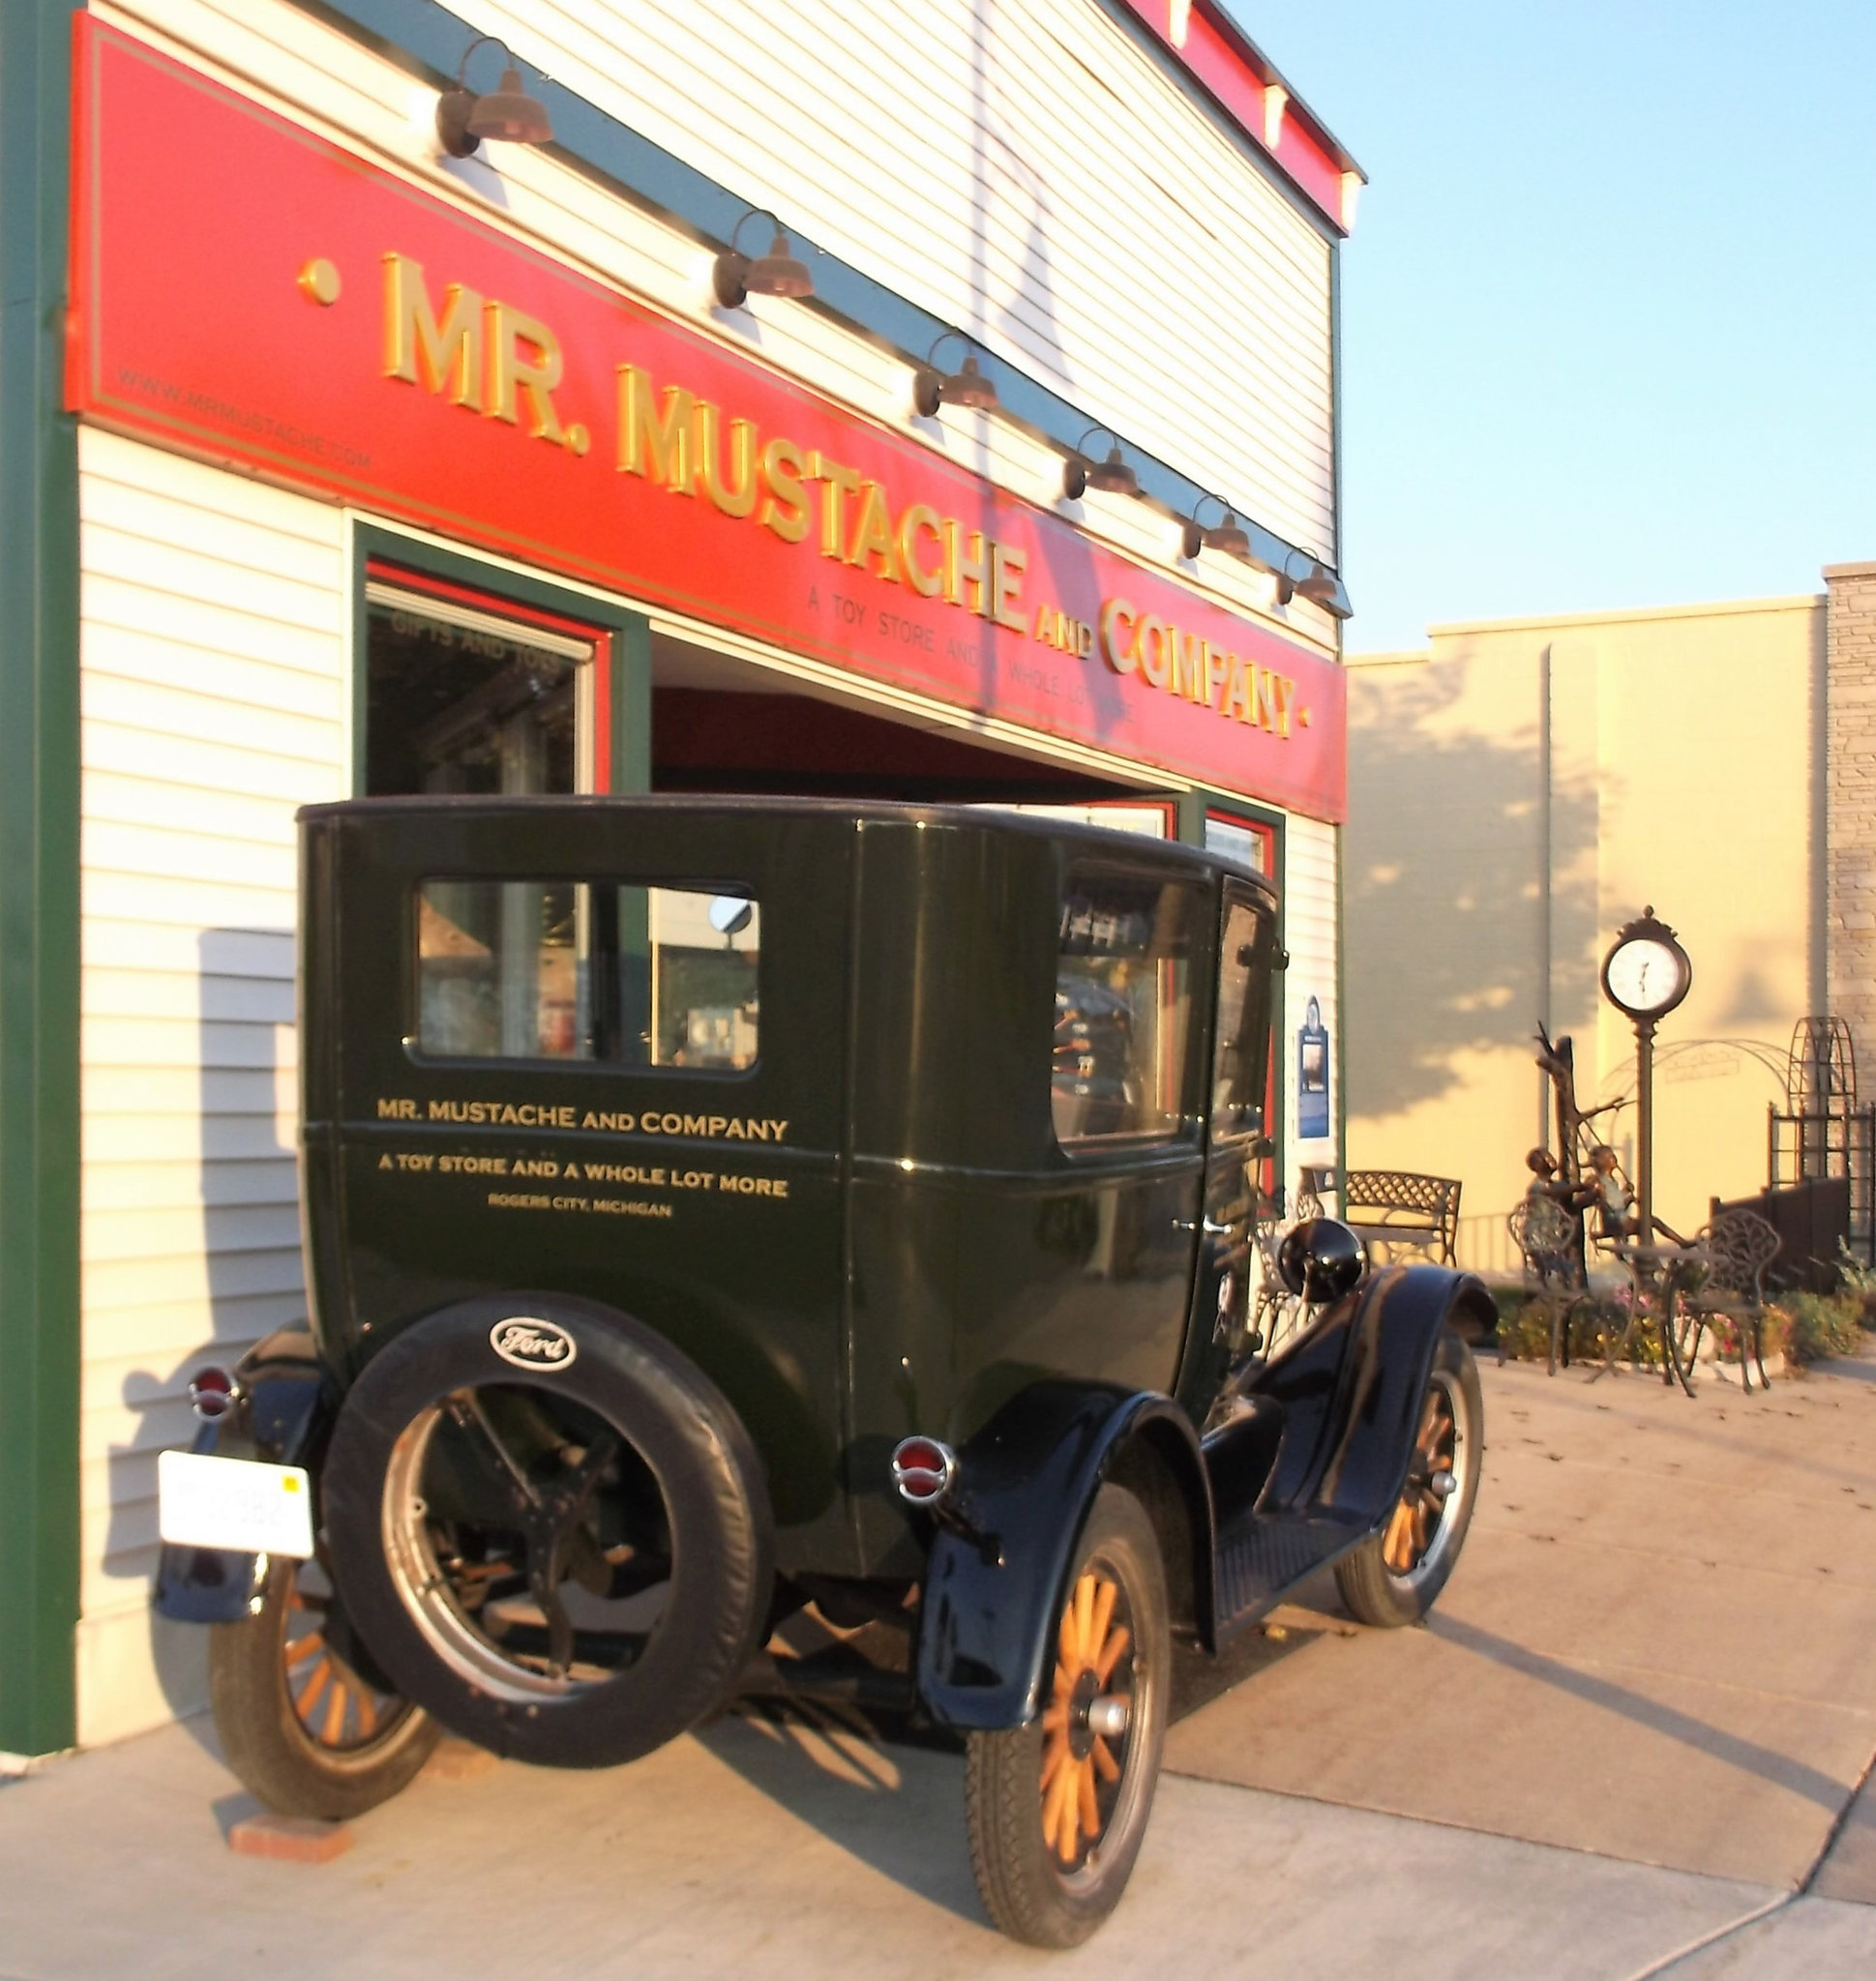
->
[696,1702,984,1926]
[1434,1613,1854,1815]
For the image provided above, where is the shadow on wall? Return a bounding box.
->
[115,926,303,1738]
[1346,667,1599,1120]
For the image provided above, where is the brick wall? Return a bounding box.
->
[1827,563,1876,1049]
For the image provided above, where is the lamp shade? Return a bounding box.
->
[746,231,814,298]
[1204,510,1252,559]
[466,66,553,144]
[1087,443,1138,497]
[939,354,998,411]
[1295,561,1349,616]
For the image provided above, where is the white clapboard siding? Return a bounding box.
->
[76,426,343,1747]
[107,0,1337,574]
[1283,814,1341,1194]
[450,0,1336,558]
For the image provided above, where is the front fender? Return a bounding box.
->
[1245,1264,1494,1527]
[914,1381,1210,1732]
[153,1327,337,1625]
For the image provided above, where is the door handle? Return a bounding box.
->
[1173,1216,1236,1237]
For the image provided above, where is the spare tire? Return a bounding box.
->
[322,1294,773,1768]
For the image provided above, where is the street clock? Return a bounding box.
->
[1601,908,1691,1023]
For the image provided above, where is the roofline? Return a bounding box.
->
[1103,0,1364,235]
[1415,592,1825,639]
[1205,1,1365,178]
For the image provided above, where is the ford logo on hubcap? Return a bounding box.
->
[489,1317,578,1371]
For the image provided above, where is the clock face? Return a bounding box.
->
[1605,936,1687,1016]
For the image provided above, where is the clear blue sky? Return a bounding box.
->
[1231,2,1876,651]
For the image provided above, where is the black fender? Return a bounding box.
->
[1243,1264,1495,1530]
[913,1380,1213,1731]
[153,1326,338,1625]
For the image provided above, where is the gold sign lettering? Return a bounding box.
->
[382,252,481,407]
[484,300,569,446]
[616,363,695,489]
[375,265,1311,753]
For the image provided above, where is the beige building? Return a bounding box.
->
[1343,577,1874,1268]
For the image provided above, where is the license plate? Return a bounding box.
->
[158,1450,315,1559]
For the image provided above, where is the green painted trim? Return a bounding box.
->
[611,611,651,796]
[1180,789,1291,1204]
[0,0,83,1757]
[1334,821,1348,1206]
[349,521,651,796]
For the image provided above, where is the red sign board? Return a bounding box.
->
[69,20,1346,821]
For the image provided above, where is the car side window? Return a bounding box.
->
[1211,896,1275,1141]
[1054,870,1203,1146]
[416,878,759,1070]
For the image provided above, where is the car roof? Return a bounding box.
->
[298,793,1279,896]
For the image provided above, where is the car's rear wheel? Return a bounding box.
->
[322,1295,773,1768]
[964,1484,1168,1948]
[1334,1328,1483,1627]
[209,1553,439,1819]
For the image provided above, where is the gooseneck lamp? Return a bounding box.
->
[713,208,816,308]
[437,36,553,157]
[912,331,999,418]
[1184,494,1249,562]
[1061,426,1139,501]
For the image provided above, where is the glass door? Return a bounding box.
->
[362,565,611,796]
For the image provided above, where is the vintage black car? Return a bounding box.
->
[157,797,1489,1947]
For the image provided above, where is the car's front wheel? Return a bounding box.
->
[1334,1328,1483,1627]
[964,1483,1169,1948]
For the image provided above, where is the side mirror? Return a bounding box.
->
[1277,1217,1364,1303]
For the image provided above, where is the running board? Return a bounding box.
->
[1212,1510,1369,1639]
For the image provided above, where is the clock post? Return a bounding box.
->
[1600,907,1693,1244]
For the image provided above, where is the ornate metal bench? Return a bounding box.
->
[1343,1170,1463,1266]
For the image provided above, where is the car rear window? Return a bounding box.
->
[415,878,759,1070]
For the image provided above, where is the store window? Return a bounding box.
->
[417,879,760,1070]
[1204,813,1275,875]
[1053,871,1202,1145]
[364,562,612,795]
[1212,895,1277,1141]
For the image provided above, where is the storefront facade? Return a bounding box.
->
[0,0,1357,1755]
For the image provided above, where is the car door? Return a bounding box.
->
[1173,880,1279,1421]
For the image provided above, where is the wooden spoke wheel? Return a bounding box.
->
[1335,1329,1484,1628]
[208,1553,440,1820]
[1038,1568,1133,1871]
[1381,1381,1458,1575]
[282,1576,401,1753]
[965,1484,1169,1948]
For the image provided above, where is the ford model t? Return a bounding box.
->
[158,797,1489,1947]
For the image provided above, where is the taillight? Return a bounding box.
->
[188,1366,241,1422]
[890,1435,957,1508]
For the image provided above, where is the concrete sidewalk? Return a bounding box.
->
[1168,1350,1876,1889]
[0,1711,1840,1981]
[1,1352,1873,1977]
